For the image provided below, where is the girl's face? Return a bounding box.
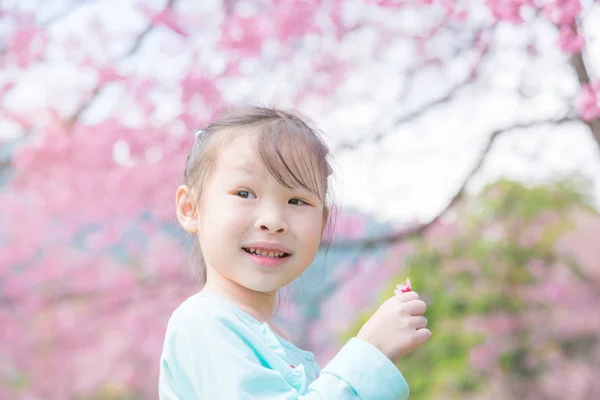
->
[195,132,328,294]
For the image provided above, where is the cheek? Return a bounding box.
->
[200,215,251,265]
[201,197,248,234]
[295,213,324,247]
[221,206,252,236]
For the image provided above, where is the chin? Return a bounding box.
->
[243,282,282,294]
[235,277,289,294]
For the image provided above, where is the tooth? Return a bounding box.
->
[245,248,288,257]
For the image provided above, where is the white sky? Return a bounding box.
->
[1,0,600,227]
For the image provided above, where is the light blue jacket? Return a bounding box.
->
[159,293,410,399]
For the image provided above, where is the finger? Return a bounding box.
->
[403,299,427,316]
[413,328,432,346]
[395,291,419,303]
[411,316,428,330]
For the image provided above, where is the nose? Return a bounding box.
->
[254,204,288,234]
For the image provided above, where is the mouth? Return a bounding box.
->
[242,247,291,259]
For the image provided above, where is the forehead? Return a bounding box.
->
[213,131,262,173]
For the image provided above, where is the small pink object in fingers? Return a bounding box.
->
[395,277,412,295]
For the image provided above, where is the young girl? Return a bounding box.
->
[159,106,431,399]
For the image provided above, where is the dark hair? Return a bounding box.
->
[182,105,334,285]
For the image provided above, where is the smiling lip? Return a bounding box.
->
[242,241,292,268]
[243,251,289,268]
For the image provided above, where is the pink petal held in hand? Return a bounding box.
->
[395,278,412,295]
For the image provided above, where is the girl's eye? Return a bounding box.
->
[237,191,256,199]
[289,198,308,206]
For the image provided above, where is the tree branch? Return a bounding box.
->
[42,0,94,27]
[66,0,180,126]
[325,116,579,250]
[334,77,471,153]
[334,24,495,154]
[569,25,600,152]
[124,0,180,58]
[0,0,95,57]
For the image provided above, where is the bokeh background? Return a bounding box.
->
[1,0,600,399]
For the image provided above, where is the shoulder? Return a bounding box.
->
[160,294,295,385]
[166,293,258,338]
[169,292,234,323]
[160,295,287,397]
[162,293,268,360]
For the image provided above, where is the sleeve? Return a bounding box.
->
[159,310,409,400]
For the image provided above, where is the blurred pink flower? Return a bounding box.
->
[542,0,581,25]
[557,25,585,54]
[577,81,600,122]
[395,277,412,295]
[485,0,534,24]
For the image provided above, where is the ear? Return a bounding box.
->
[176,185,198,234]
[320,207,330,237]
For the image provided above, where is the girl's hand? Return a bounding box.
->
[356,291,431,363]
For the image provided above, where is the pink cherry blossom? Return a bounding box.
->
[577,81,600,121]
[395,277,412,295]
[557,25,585,54]
[542,0,581,25]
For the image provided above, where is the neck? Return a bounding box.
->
[201,271,277,324]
